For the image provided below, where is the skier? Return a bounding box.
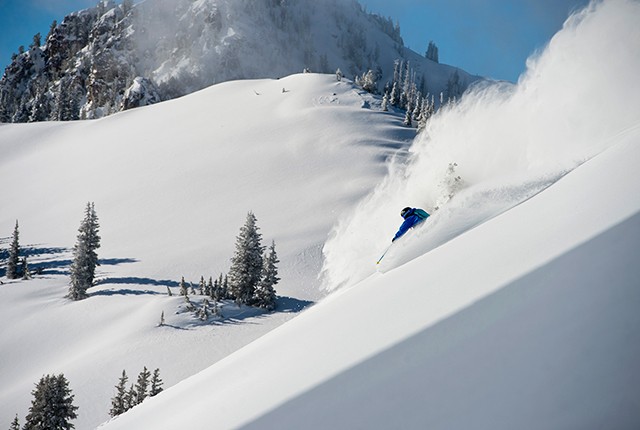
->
[392,207,430,242]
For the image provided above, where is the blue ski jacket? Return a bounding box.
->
[393,208,429,242]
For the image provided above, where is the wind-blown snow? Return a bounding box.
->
[321,0,640,290]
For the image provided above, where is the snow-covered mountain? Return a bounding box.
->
[0,0,476,123]
[2,0,640,429]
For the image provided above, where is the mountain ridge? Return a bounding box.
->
[0,0,477,123]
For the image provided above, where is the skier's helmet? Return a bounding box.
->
[401,207,411,218]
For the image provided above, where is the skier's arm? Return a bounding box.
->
[393,217,415,241]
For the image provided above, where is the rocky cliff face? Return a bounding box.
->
[0,0,473,123]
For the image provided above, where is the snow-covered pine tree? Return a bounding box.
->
[183,295,195,312]
[381,90,389,111]
[199,299,210,321]
[23,374,78,430]
[253,240,279,310]
[412,94,422,121]
[134,367,151,405]
[109,370,129,417]
[390,81,399,107]
[179,276,188,296]
[6,220,20,279]
[403,108,412,127]
[359,69,378,94]
[228,212,265,305]
[149,368,163,397]
[199,276,206,295]
[68,202,100,300]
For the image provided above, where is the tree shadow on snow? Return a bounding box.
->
[92,277,177,296]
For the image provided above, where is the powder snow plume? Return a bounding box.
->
[321,0,640,291]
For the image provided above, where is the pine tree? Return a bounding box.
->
[21,257,32,280]
[7,220,20,279]
[199,276,206,295]
[179,276,188,296]
[125,384,137,410]
[222,273,228,299]
[381,90,389,112]
[199,299,209,321]
[109,370,128,417]
[359,69,378,93]
[208,276,215,300]
[403,108,412,127]
[390,81,399,107]
[254,241,279,310]
[228,212,264,305]
[426,40,439,63]
[68,202,100,300]
[149,369,163,397]
[9,414,19,430]
[134,367,151,405]
[23,374,78,430]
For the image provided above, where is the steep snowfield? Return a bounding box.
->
[98,129,640,430]
[0,74,415,428]
[98,1,640,429]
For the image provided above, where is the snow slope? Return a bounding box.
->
[99,130,640,430]
[97,1,640,429]
[0,74,415,428]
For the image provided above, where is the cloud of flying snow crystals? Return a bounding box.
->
[321,0,640,291]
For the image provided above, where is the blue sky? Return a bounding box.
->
[0,0,590,82]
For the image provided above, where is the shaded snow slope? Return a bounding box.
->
[0,74,414,429]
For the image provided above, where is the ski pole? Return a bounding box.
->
[376,243,393,265]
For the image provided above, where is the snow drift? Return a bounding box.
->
[321,0,640,290]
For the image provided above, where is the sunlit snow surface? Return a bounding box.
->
[2,0,640,429]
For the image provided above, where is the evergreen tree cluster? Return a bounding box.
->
[228,212,279,311]
[19,374,78,430]
[68,202,101,301]
[171,211,280,322]
[174,274,226,322]
[378,59,437,130]
[425,40,439,63]
[109,367,163,417]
